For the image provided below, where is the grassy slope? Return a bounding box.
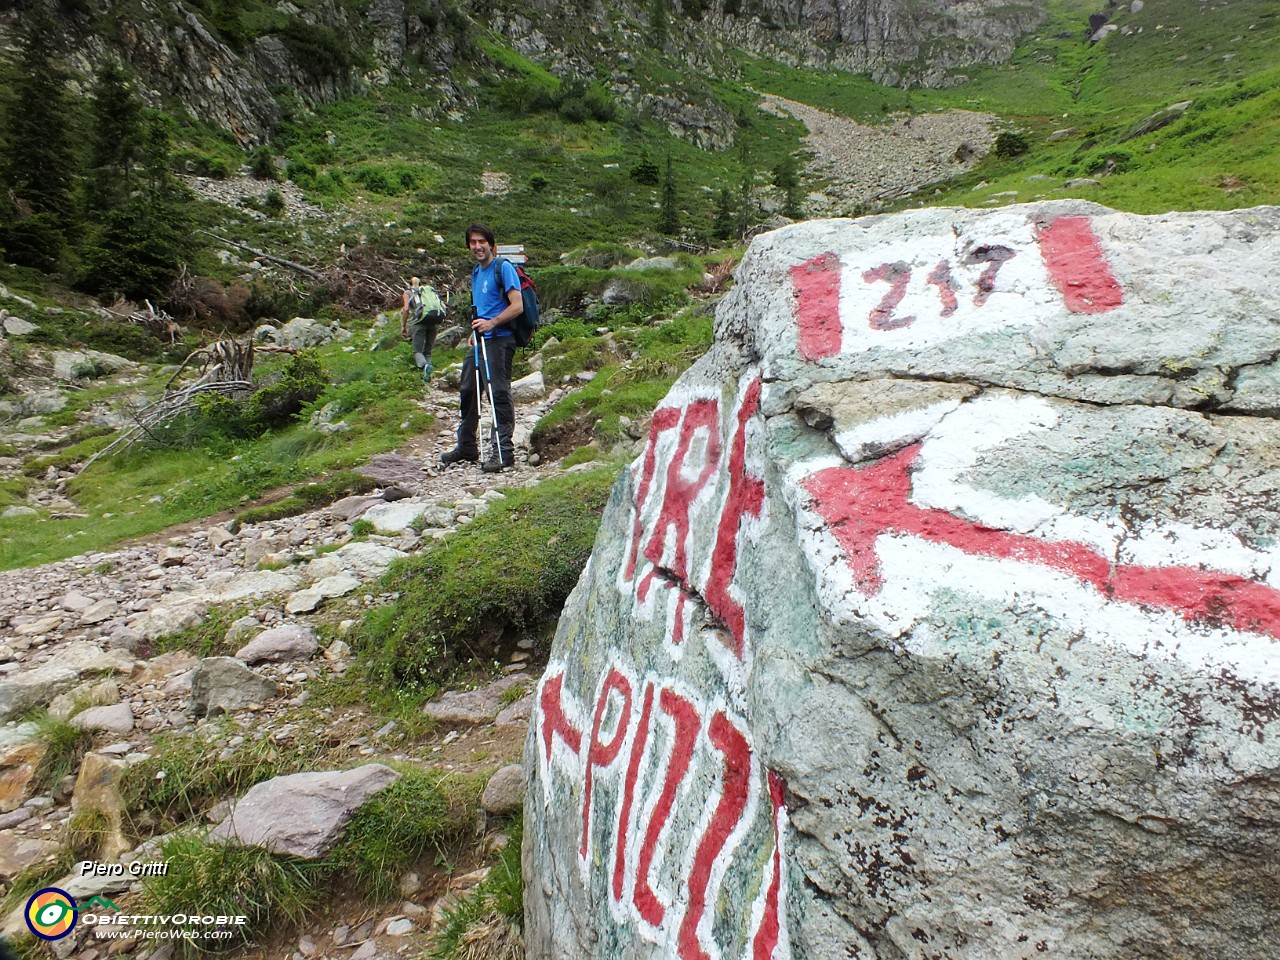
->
[741,0,1280,213]
[0,332,429,570]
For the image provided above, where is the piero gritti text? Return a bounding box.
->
[80,860,170,878]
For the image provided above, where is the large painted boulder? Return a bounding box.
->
[523,201,1280,960]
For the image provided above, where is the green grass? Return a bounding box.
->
[30,710,95,793]
[0,332,430,570]
[269,73,804,265]
[531,310,714,456]
[65,808,114,861]
[334,767,484,899]
[358,465,619,684]
[136,766,482,956]
[121,723,337,829]
[736,0,1280,216]
[147,605,247,658]
[141,832,328,955]
[429,816,525,960]
[234,469,378,525]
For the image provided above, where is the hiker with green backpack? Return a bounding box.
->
[440,223,525,473]
[400,275,446,382]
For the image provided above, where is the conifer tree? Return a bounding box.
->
[713,186,735,241]
[774,153,804,219]
[648,0,669,49]
[658,154,680,235]
[0,0,78,268]
[80,103,194,300]
[84,58,143,216]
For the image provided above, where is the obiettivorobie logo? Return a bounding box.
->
[26,885,247,944]
[25,888,78,941]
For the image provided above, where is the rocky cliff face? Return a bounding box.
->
[0,0,468,146]
[524,201,1280,959]
[724,0,1047,86]
[0,0,1044,147]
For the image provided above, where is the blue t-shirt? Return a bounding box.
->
[471,258,519,339]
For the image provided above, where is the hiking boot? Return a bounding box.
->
[481,456,509,474]
[421,361,433,383]
[440,447,479,466]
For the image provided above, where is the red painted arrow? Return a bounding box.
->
[802,445,1280,640]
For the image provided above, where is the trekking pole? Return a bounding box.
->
[477,334,505,466]
[472,334,485,459]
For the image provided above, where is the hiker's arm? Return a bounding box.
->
[400,292,409,336]
[472,286,523,333]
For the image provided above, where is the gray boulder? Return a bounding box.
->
[480,764,525,817]
[235,623,318,664]
[524,202,1280,960]
[209,764,400,858]
[70,703,134,735]
[264,317,350,350]
[189,657,279,718]
[19,390,67,416]
[423,676,529,726]
[511,370,546,402]
[0,666,80,721]
[1,315,36,336]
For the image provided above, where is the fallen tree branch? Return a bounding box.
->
[201,231,324,280]
[82,338,259,469]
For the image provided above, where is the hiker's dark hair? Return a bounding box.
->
[465,222,495,247]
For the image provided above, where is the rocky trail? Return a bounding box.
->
[0,367,603,959]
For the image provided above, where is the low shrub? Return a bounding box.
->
[993,130,1030,158]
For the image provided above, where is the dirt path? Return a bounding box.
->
[758,94,999,215]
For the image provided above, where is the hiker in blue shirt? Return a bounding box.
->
[441,222,522,472]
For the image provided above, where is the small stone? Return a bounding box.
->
[385,918,415,937]
[481,764,525,817]
[399,871,422,897]
[71,703,135,735]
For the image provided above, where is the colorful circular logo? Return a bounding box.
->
[26,888,78,940]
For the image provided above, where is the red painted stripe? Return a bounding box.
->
[1037,216,1124,313]
[539,672,582,761]
[791,252,843,360]
[705,378,766,658]
[802,446,1280,640]
[673,590,688,645]
[627,406,683,581]
[614,684,656,902]
[634,689,701,927]
[1112,565,1280,639]
[678,711,753,960]
[751,771,787,960]
[581,670,633,860]
[643,399,722,582]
